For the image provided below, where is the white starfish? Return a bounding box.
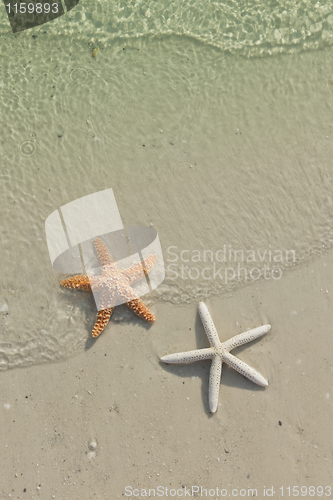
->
[161,302,270,413]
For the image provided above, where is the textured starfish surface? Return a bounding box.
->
[161,302,270,413]
[61,237,157,338]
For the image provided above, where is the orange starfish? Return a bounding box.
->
[61,237,157,337]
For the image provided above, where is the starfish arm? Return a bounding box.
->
[123,253,158,284]
[92,307,114,338]
[86,274,103,293]
[209,355,223,413]
[198,302,221,348]
[60,275,92,291]
[222,351,268,387]
[161,347,215,364]
[93,237,114,266]
[223,324,271,352]
[126,298,155,322]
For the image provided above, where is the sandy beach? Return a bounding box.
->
[1,4,333,498]
[1,249,333,497]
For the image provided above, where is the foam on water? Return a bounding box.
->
[1,0,333,56]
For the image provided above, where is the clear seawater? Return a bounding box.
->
[1,0,333,55]
[0,0,333,368]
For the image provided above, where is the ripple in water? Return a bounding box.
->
[8,0,333,57]
[69,67,89,85]
[19,140,37,157]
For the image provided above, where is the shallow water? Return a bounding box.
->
[1,2,333,370]
[1,0,333,55]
